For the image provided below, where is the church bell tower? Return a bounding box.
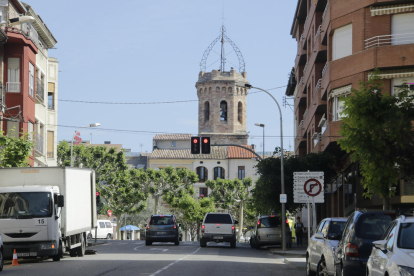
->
[196,26,249,145]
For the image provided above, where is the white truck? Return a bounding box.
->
[0,167,97,261]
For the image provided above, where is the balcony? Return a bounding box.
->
[34,133,44,156]
[365,33,414,49]
[36,78,44,102]
[3,20,39,49]
[6,82,20,93]
[47,151,54,158]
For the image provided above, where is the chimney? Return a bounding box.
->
[104,141,111,144]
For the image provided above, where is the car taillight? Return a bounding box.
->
[232,225,235,234]
[147,218,151,229]
[345,243,359,257]
[201,225,205,233]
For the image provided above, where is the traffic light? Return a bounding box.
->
[201,137,211,154]
[191,136,200,154]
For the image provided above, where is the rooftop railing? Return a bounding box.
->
[322,2,329,22]
[322,62,329,77]
[365,33,414,49]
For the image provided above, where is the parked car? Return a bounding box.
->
[146,215,180,246]
[250,215,291,249]
[334,210,396,276]
[306,217,347,276]
[87,220,113,240]
[200,212,238,248]
[367,215,414,276]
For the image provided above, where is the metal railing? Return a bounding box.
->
[365,33,414,49]
[303,62,308,75]
[322,62,329,77]
[36,78,44,101]
[298,120,304,133]
[4,22,39,48]
[300,33,304,42]
[315,79,322,96]
[6,82,20,93]
[303,108,308,120]
[322,2,329,22]
[34,133,44,154]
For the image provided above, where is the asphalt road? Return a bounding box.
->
[2,240,304,276]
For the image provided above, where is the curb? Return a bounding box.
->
[269,249,306,257]
[284,258,307,268]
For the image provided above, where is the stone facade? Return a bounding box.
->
[196,68,250,146]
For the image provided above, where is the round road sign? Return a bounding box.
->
[303,179,322,197]
[108,210,112,217]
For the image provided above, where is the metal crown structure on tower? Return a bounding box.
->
[199,25,246,73]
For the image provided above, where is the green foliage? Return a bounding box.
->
[0,129,33,167]
[338,70,414,208]
[252,150,336,214]
[205,177,253,210]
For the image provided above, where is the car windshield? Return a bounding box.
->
[0,192,53,218]
[397,223,414,249]
[356,214,395,240]
[150,216,174,225]
[204,214,232,224]
[259,216,281,228]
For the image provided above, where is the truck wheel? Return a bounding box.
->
[52,242,63,262]
[77,234,86,257]
[87,233,92,240]
[106,234,112,240]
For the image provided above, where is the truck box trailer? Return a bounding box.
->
[0,167,97,261]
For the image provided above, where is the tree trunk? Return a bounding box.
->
[116,215,122,240]
[238,201,244,242]
[154,195,159,214]
[196,222,201,241]
[383,196,390,210]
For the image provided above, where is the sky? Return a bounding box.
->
[28,0,298,154]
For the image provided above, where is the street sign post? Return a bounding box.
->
[293,172,324,239]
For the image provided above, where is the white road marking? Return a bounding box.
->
[149,247,201,276]
[134,246,145,250]
[150,248,169,252]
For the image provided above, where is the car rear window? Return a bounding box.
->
[150,216,174,225]
[204,214,232,224]
[356,214,395,240]
[397,223,414,249]
[259,217,281,228]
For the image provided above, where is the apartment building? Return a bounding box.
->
[0,0,58,166]
[287,0,414,217]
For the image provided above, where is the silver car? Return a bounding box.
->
[250,215,291,249]
[307,217,347,276]
[367,215,414,276]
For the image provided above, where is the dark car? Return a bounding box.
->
[145,215,180,246]
[334,210,396,276]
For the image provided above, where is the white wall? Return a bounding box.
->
[228,159,259,183]
[155,140,190,149]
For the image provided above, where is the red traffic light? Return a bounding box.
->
[96,192,100,196]
[203,138,209,143]
[193,138,199,144]
[191,137,201,154]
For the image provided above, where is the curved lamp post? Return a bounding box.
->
[70,123,100,167]
[237,82,287,251]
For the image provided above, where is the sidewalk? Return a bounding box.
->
[267,243,307,268]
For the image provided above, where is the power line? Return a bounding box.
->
[58,86,288,105]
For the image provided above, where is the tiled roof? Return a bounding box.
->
[153,134,192,141]
[86,144,123,152]
[228,145,258,159]
[149,146,227,160]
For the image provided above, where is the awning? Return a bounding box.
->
[369,68,414,79]
[329,85,352,99]
[371,4,414,16]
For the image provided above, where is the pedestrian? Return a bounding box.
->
[295,217,304,247]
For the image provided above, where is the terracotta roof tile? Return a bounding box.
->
[227,145,257,159]
[153,134,192,141]
[149,146,227,160]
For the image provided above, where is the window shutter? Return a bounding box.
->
[48,82,55,92]
[47,131,54,155]
[391,13,414,45]
[333,24,352,60]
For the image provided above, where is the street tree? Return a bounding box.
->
[338,71,414,210]
[205,177,253,242]
[147,167,197,214]
[0,130,33,167]
[252,150,336,215]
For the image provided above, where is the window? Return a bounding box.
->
[333,24,352,60]
[99,222,105,228]
[204,214,232,224]
[171,141,176,147]
[220,101,227,121]
[29,63,34,97]
[196,166,208,182]
[48,82,55,110]
[321,221,330,237]
[356,213,395,240]
[105,222,112,228]
[259,217,281,228]
[238,166,245,180]
[6,121,19,138]
[150,216,174,225]
[386,223,397,251]
[199,187,208,197]
[214,167,225,180]
[238,102,243,123]
[204,101,210,122]
[7,58,20,92]
[47,131,54,158]
[391,13,414,45]
[333,96,346,121]
[391,77,414,96]
[317,220,326,233]
[28,121,34,141]
[397,223,414,249]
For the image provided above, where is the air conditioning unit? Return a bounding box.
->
[312,132,319,140]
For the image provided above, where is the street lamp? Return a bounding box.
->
[70,123,100,167]
[254,123,265,159]
[237,82,287,251]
